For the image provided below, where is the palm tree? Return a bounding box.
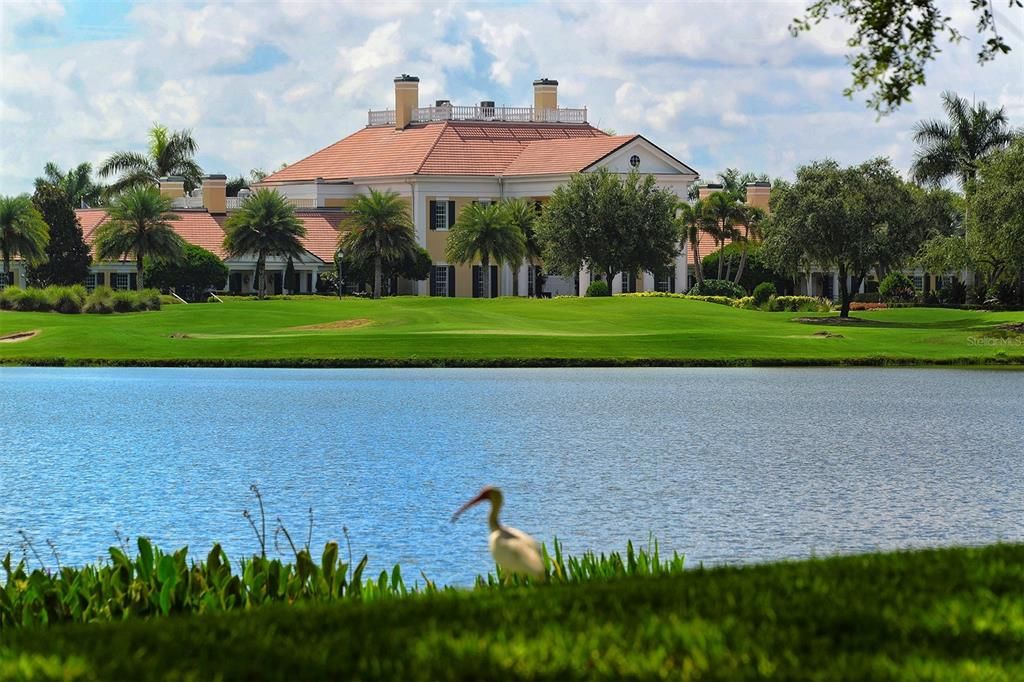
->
[733,206,767,285]
[98,123,203,195]
[94,186,184,291]
[702,192,742,280]
[502,198,540,296]
[911,91,1015,191]
[35,162,105,207]
[446,202,526,298]
[717,168,770,202]
[677,200,705,287]
[0,195,49,285]
[223,189,307,299]
[340,189,417,299]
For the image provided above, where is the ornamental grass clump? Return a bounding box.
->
[82,286,114,314]
[45,285,87,314]
[9,287,50,312]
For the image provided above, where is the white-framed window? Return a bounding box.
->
[911,273,924,291]
[433,265,449,297]
[432,200,449,231]
[112,272,130,290]
[527,265,535,297]
[85,273,97,291]
[656,273,673,293]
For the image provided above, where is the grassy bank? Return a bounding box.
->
[2,296,1023,367]
[3,543,1022,680]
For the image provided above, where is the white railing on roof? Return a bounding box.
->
[366,105,587,126]
[170,195,204,209]
[226,196,319,210]
[368,109,396,126]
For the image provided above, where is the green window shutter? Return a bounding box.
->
[490,265,498,298]
[429,201,437,230]
[96,272,104,286]
[448,266,456,297]
[129,273,138,290]
[472,265,481,298]
[447,201,456,228]
[429,266,437,296]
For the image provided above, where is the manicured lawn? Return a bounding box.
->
[3,543,1022,680]
[1,296,1022,366]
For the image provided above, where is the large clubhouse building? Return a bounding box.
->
[255,74,707,297]
[8,75,735,297]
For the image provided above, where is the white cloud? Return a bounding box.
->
[1,0,1021,193]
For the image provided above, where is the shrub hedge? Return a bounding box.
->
[688,278,746,298]
[0,286,160,314]
[585,280,610,297]
[752,281,775,307]
[879,272,916,302]
[2,543,1021,681]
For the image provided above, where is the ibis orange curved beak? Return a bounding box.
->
[450,489,492,522]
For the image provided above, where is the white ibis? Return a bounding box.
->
[451,486,545,581]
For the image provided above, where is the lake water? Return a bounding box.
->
[1,367,1022,585]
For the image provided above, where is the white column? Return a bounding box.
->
[806,272,813,296]
[832,272,839,301]
[518,264,529,297]
[578,265,591,296]
[642,271,655,292]
[412,184,428,296]
[614,272,624,294]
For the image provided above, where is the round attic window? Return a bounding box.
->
[629,154,641,168]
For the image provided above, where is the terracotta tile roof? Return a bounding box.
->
[76,209,109,242]
[416,122,612,176]
[262,124,447,183]
[76,209,346,264]
[260,121,615,182]
[292,210,346,262]
[502,135,636,176]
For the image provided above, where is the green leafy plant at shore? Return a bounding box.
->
[0,531,683,629]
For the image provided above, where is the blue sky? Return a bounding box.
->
[1,0,1021,194]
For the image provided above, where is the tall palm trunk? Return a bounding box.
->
[734,227,750,285]
[691,237,703,286]
[255,250,266,299]
[481,253,490,299]
[716,236,725,279]
[373,233,382,299]
[136,254,144,291]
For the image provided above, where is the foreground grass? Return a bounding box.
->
[3,544,1022,680]
[2,296,1023,366]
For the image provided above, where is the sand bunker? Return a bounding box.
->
[0,330,38,343]
[286,318,372,331]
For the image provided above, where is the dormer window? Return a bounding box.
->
[629,154,641,168]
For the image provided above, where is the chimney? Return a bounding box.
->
[394,74,419,129]
[533,78,558,120]
[697,183,723,201]
[745,182,770,212]
[158,176,185,200]
[202,174,227,215]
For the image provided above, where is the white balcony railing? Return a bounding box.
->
[226,196,319,210]
[170,195,205,209]
[367,109,396,126]
[366,105,587,126]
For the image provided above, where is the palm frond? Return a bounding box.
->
[98,151,154,179]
